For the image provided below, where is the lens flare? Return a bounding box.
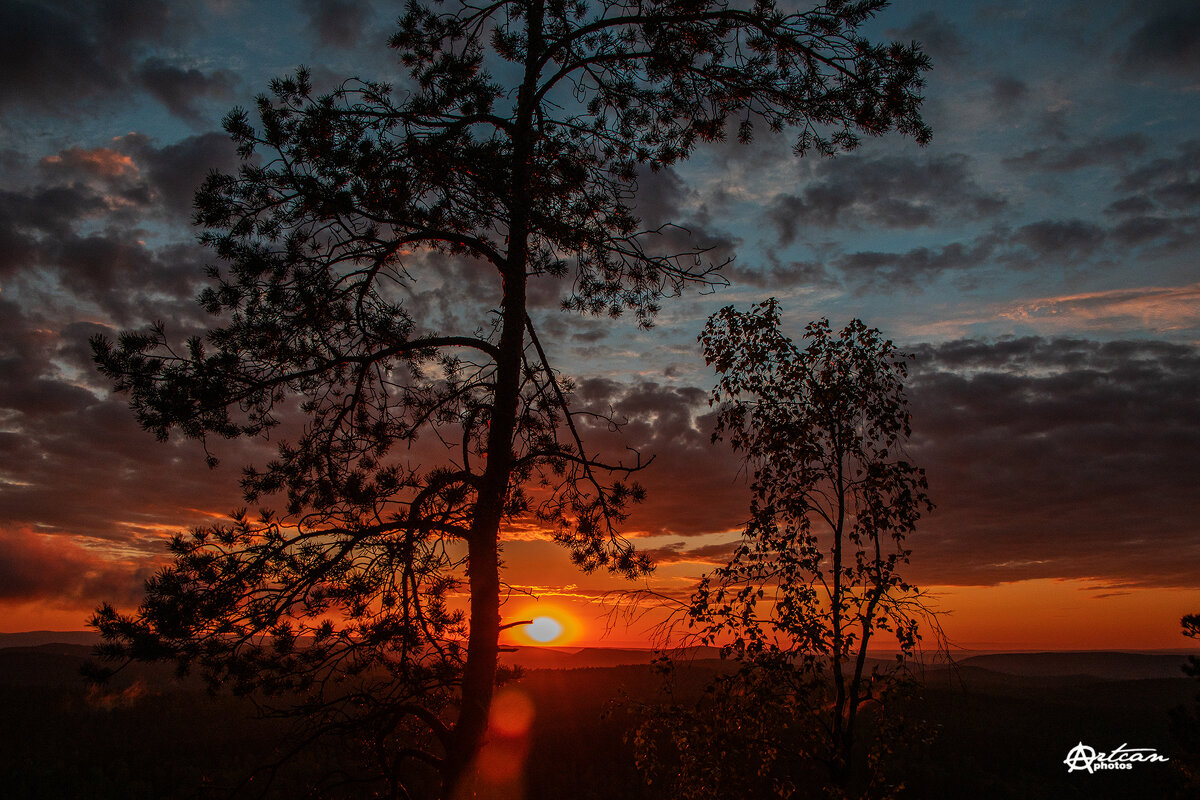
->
[489,687,535,738]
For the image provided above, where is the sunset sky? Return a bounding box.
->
[1,0,1199,651]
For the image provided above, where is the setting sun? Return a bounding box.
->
[3,0,1198,797]
[505,604,582,647]
[525,616,564,643]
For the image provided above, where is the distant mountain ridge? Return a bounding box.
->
[0,632,719,670]
[502,645,722,669]
[3,634,1194,680]
[0,630,101,648]
[956,651,1191,680]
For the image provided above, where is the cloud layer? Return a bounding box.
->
[0,0,1197,633]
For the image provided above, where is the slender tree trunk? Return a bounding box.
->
[444,269,526,794]
[830,433,849,786]
[444,3,544,793]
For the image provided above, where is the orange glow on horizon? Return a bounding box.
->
[6,577,1200,654]
[923,580,1200,652]
[0,601,107,634]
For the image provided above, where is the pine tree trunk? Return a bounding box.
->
[444,2,543,792]
[443,268,526,794]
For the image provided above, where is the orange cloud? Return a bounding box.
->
[999,283,1200,334]
[0,527,166,632]
[40,147,139,179]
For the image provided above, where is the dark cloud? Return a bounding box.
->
[34,146,153,212]
[1109,215,1197,250]
[823,138,1200,291]
[0,0,175,112]
[92,0,173,42]
[1118,0,1200,78]
[887,11,970,68]
[396,249,503,337]
[989,76,1029,110]
[52,234,207,322]
[0,324,725,611]
[0,391,248,542]
[1004,133,1150,173]
[834,235,1001,292]
[1105,196,1156,216]
[1005,219,1106,265]
[641,540,740,566]
[0,172,162,304]
[631,165,690,227]
[906,336,1200,587]
[302,0,375,49]
[0,145,214,323]
[0,298,256,554]
[726,255,833,291]
[570,324,609,344]
[0,2,118,112]
[135,58,238,123]
[0,148,27,181]
[622,164,740,286]
[0,183,111,241]
[544,336,1200,591]
[1116,139,1200,211]
[828,220,1105,293]
[1036,107,1072,143]
[18,131,239,231]
[118,131,241,217]
[572,378,748,538]
[769,153,1004,242]
[1088,140,1200,253]
[3,318,1197,608]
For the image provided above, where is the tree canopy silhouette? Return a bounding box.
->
[636,302,935,798]
[89,1,931,796]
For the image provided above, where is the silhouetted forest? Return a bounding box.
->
[0,642,1191,799]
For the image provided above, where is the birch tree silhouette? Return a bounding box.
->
[636,302,935,798]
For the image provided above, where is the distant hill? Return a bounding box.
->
[504,645,722,669]
[3,633,1193,681]
[0,630,100,648]
[0,644,93,687]
[0,632,720,671]
[957,651,1191,680]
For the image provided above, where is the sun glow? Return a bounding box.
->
[505,603,581,646]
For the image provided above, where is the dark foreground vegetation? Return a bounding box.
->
[0,643,1192,799]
